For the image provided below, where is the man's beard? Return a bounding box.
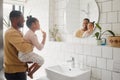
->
[17,22,23,28]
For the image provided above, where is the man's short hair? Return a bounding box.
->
[84,18,90,22]
[9,10,22,21]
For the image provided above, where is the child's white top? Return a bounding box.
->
[24,30,44,50]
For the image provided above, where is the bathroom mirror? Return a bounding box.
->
[66,0,99,38]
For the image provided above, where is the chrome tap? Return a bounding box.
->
[67,57,75,68]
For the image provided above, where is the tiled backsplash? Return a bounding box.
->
[45,42,120,80]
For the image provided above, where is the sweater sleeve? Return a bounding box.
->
[8,31,33,53]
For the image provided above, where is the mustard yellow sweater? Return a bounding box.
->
[4,27,33,73]
[75,29,85,38]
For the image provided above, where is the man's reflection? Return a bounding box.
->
[82,22,94,38]
[74,18,90,38]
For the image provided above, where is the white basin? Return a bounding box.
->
[45,65,91,80]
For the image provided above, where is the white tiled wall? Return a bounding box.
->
[113,48,120,61]
[102,1,112,12]
[45,43,120,80]
[101,24,112,35]
[102,70,112,80]
[97,57,107,69]
[107,12,117,23]
[107,59,113,71]
[112,23,120,35]
[112,0,120,11]
[119,12,120,22]
[113,72,120,80]
[47,0,120,80]
[87,56,97,67]
[91,46,102,57]
[102,47,112,59]
[99,13,107,23]
[92,68,102,80]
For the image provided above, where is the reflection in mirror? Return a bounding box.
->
[82,21,95,38]
[74,18,90,38]
[66,0,99,38]
[74,19,95,38]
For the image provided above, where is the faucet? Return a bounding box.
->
[67,57,75,68]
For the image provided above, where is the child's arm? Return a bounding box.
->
[30,30,46,50]
[41,30,46,45]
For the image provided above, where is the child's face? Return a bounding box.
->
[87,23,94,30]
[34,20,40,30]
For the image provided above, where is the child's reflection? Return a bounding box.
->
[82,22,95,38]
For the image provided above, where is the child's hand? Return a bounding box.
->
[42,31,46,38]
[40,28,46,38]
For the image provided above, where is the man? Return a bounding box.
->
[74,18,90,38]
[4,10,33,80]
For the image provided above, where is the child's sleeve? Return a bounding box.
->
[31,34,44,50]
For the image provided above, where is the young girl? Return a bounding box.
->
[82,22,94,38]
[18,16,46,79]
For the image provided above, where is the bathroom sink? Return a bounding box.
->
[45,65,91,80]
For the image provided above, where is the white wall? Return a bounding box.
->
[46,0,120,80]
[46,42,120,80]
[24,0,49,36]
[97,0,120,35]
